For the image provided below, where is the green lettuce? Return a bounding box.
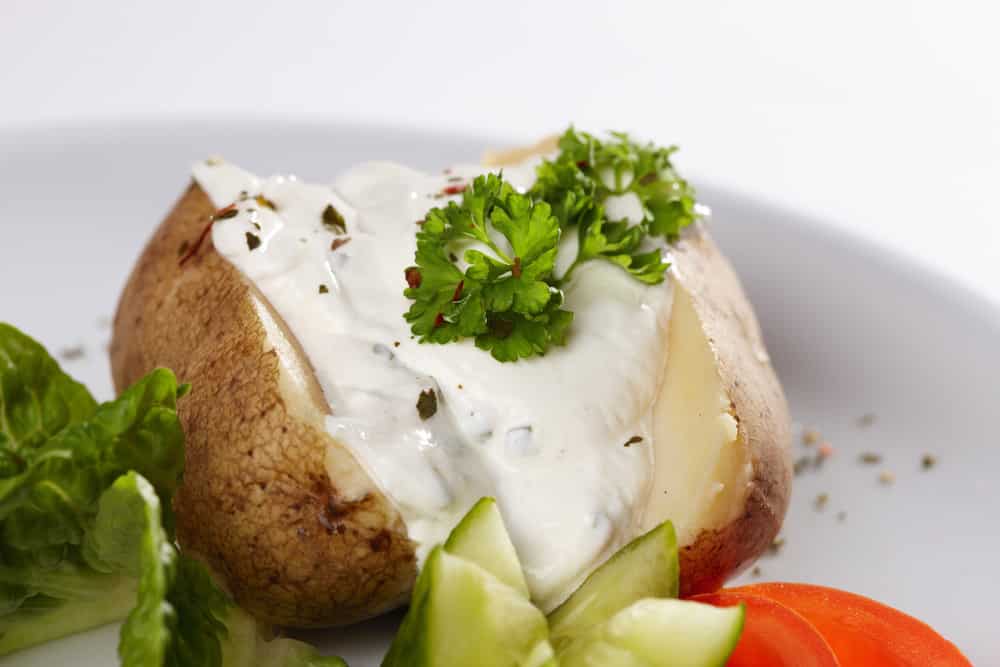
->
[109,471,344,667]
[0,323,186,654]
[0,323,345,665]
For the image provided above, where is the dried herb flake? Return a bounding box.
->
[255,194,277,210]
[59,346,85,361]
[322,204,347,234]
[767,537,786,556]
[857,413,877,427]
[245,232,262,251]
[416,388,438,421]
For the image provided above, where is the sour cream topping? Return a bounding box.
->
[194,157,674,610]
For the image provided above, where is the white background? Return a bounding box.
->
[2,0,998,304]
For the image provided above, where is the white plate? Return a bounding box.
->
[1,120,997,666]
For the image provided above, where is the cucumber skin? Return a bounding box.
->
[381,547,554,667]
[381,548,435,667]
[549,521,679,646]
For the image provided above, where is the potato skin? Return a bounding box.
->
[113,148,790,625]
[669,228,792,596]
[111,184,416,627]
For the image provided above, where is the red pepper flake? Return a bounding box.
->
[818,443,835,459]
[576,160,589,169]
[179,203,237,266]
[452,280,464,301]
[405,267,422,288]
[433,313,445,328]
[511,257,522,278]
[441,184,466,196]
[330,237,351,251]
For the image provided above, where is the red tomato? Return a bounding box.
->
[726,583,972,667]
[690,592,841,667]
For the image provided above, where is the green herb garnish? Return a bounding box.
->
[403,127,699,362]
[403,173,572,362]
[533,128,697,240]
[416,388,438,420]
[254,194,277,211]
[322,204,346,234]
[0,323,347,666]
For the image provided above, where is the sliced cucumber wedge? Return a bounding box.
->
[444,497,530,597]
[558,598,744,667]
[549,521,679,645]
[382,546,553,667]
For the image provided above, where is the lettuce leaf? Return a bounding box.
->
[0,324,344,665]
[110,472,344,667]
[0,322,97,471]
[0,323,186,655]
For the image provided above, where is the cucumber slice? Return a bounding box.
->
[382,546,554,667]
[549,521,678,645]
[558,598,744,667]
[444,497,530,597]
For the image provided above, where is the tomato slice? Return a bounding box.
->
[690,592,841,667]
[727,583,972,667]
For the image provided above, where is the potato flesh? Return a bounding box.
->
[644,281,750,544]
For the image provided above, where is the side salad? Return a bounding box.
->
[0,322,972,666]
[0,323,343,666]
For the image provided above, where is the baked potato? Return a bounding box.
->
[111,134,791,628]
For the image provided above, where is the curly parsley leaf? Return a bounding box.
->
[539,128,697,241]
[475,299,574,363]
[530,128,697,287]
[404,174,570,361]
[574,216,670,285]
[404,128,699,362]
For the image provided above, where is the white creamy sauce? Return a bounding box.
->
[194,158,675,610]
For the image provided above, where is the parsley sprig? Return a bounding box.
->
[404,174,573,362]
[403,128,699,362]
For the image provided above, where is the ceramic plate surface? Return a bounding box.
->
[1,120,997,665]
